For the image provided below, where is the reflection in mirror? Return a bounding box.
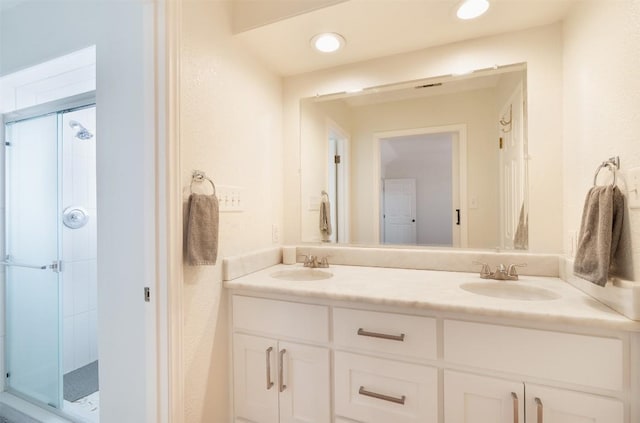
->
[300,64,528,250]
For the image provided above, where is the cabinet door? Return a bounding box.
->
[278,341,331,423]
[233,334,279,423]
[525,384,623,423]
[444,370,524,423]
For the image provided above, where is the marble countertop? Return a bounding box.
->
[224,263,640,332]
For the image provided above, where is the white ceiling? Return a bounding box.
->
[233,0,578,76]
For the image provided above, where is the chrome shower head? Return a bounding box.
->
[69,120,94,140]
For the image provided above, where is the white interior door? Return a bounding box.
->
[383,178,416,245]
[499,84,525,249]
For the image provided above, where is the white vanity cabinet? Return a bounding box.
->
[229,293,633,423]
[444,371,623,423]
[232,296,331,423]
[443,320,625,423]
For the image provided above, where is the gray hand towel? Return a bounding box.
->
[573,185,624,286]
[186,193,219,266]
[319,196,332,236]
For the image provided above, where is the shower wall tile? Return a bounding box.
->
[63,317,74,374]
[73,312,91,369]
[62,224,95,262]
[89,309,98,363]
[63,264,74,318]
[0,336,4,392]
[0,207,5,257]
[88,260,97,311]
[72,261,90,315]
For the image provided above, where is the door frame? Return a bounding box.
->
[498,82,526,250]
[325,118,350,244]
[372,124,468,247]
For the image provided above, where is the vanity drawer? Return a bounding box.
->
[232,295,329,342]
[333,308,437,359]
[444,320,624,391]
[334,351,438,423]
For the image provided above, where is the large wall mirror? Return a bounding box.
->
[300,63,529,250]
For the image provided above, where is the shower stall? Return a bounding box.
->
[2,100,98,421]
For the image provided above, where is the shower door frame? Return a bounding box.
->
[3,92,96,417]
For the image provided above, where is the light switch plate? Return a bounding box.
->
[626,167,640,209]
[217,185,244,212]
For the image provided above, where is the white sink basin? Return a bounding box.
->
[460,281,560,301]
[270,268,333,281]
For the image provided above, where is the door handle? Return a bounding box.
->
[535,397,543,423]
[511,392,519,423]
[0,258,47,270]
[265,347,274,390]
[357,328,405,342]
[455,209,461,225]
[358,386,406,405]
[279,349,287,392]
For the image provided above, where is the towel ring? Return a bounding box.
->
[190,170,216,196]
[593,162,617,187]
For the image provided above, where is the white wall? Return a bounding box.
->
[0,2,159,420]
[563,1,640,280]
[284,24,564,253]
[0,2,98,77]
[180,1,283,422]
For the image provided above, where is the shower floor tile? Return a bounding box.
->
[64,391,99,422]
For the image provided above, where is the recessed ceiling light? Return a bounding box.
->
[311,33,346,53]
[456,0,490,20]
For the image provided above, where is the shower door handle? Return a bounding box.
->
[0,257,61,272]
[0,260,47,270]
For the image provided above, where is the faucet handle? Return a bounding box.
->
[319,256,330,268]
[507,263,527,277]
[298,254,314,267]
[472,261,492,278]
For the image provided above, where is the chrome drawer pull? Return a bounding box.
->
[357,328,405,342]
[265,347,274,390]
[511,392,519,423]
[358,386,406,405]
[535,397,543,423]
[279,349,287,392]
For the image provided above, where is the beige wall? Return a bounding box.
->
[180,1,283,421]
[563,1,640,280]
[284,23,564,253]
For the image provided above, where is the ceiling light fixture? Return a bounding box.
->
[456,0,490,20]
[311,33,345,53]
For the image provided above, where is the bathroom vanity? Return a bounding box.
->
[225,262,640,423]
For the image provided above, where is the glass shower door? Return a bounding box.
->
[4,114,62,408]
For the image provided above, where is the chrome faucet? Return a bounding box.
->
[473,262,526,281]
[300,254,330,268]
